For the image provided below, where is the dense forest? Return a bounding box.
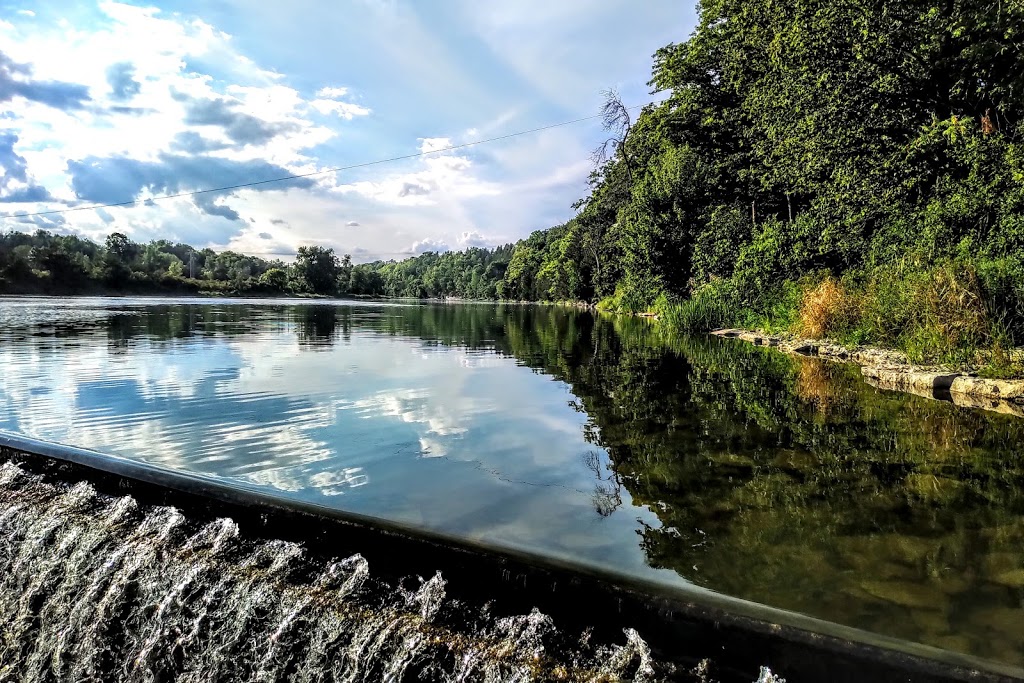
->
[3,0,1023,371]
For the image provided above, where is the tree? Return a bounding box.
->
[294,245,341,295]
[258,268,288,292]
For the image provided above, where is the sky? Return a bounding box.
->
[0,1,694,262]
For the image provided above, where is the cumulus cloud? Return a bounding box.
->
[6,213,65,230]
[0,131,54,203]
[177,92,298,146]
[0,50,90,110]
[0,185,53,203]
[270,218,288,225]
[258,232,273,239]
[193,193,240,221]
[406,238,449,254]
[310,99,371,119]
[316,86,349,98]
[0,132,31,187]
[169,131,230,154]
[346,221,359,227]
[458,230,492,248]
[66,153,315,220]
[338,152,497,207]
[398,181,431,198]
[105,62,140,101]
[308,85,371,120]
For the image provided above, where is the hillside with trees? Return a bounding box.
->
[497,0,1024,374]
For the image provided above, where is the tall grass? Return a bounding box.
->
[662,280,739,332]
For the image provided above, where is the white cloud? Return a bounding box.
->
[337,151,499,208]
[316,86,349,98]
[17,9,35,17]
[310,99,371,119]
[406,238,449,254]
[419,137,452,154]
[458,231,492,248]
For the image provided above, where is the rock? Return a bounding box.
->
[983,552,1022,578]
[859,579,942,609]
[911,609,952,637]
[951,376,1024,404]
[968,606,1024,634]
[992,569,1024,587]
[921,634,973,655]
[714,328,1024,414]
[790,343,819,355]
[880,535,937,566]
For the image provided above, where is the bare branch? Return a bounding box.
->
[598,88,632,138]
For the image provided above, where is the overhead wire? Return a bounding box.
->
[4,104,647,220]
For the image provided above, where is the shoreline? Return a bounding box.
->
[712,328,1024,415]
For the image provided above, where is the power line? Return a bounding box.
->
[4,105,647,220]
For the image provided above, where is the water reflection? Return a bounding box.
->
[1,297,1023,666]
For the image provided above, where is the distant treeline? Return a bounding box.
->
[0,230,331,296]
[0,228,518,299]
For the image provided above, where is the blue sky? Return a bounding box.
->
[0,1,694,262]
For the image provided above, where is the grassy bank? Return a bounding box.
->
[601,257,1024,379]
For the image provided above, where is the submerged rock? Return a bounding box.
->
[859,580,943,609]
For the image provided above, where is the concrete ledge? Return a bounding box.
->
[712,329,1024,410]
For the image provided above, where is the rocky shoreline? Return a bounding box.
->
[711,329,1024,416]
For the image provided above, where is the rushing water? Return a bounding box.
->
[0,461,678,682]
[1,297,1023,668]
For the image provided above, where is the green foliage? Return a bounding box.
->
[294,246,342,295]
[662,280,740,332]
[484,0,1024,366]
[258,268,289,292]
[349,245,514,300]
[0,230,298,296]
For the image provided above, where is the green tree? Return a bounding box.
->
[294,245,341,295]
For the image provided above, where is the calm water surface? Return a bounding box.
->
[1,296,1023,666]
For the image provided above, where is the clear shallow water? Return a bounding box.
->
[1,296,1023,667]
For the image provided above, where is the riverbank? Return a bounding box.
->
[712,328,1024,414]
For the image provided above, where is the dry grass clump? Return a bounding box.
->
[798,277,861,339]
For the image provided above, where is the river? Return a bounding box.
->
[0,296,1022,671]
